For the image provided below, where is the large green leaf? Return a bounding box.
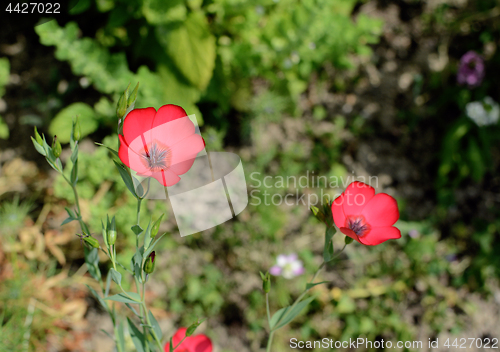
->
[0,116,8,139]
[49,103,98,143]
[158,12,216,90]
[142,0,186,24]
[0,57,10,97]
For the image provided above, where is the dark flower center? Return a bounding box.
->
[141,141,171,171]
[467,61,477,70]
[345,215,371,237]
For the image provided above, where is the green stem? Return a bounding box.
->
[266,293,271,325]
[141,281,150,352]
[266,244,347,349]
[266,332,274,352]
[172,336,187,351]
[142,298,164,351]
[265,293,273,352]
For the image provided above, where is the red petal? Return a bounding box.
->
[169,158,197,176]
[118,134,130,168]
[340,227,362,244]
[342,181,375,217]
[164,328,187,352]
[170,134,205,165]
[149,169,181,187]
[121,107,156,146]
[331,194,346,228]
[150,116,197,150]
[152,104,188,129]
[361,193,399,227]
[189,334,213,352]
[358,226,401,246]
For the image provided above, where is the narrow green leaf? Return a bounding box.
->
[102,220,109,250]
[61,217,75,226]
[70,143,79,163]
[305,281,330,290]
[105,292,142,304]
[84,246,101,281]
[143,232,166,260]
[270,296,315,331]
[41,135,52,157]
[81,221,90,236]
[169,337,174,352]
[125,303,141,317]
[56,158,63,171]
[127,317,146,352]
[64,207,76,219]
[100,329,114,340]
[86,285,107,310]
[46,158,61,173]
[143,220,152,250]
[148,310,162,340]
[105,269,112,297]
[95,142,119,159]
[113,160,138,199]
[117,320,126,352]
[323,227,335,262]
[133,176,145,198]
[71,159,78,185]
[110,268,122,286]
[134,263,142,284]
[131,225,143,236]
[31,137,47,156]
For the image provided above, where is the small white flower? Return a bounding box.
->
[270,254,305,279]
[466,96,500,126]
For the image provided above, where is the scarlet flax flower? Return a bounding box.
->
[118,105,205,187]
[331,181,401,245]
[164,327,212,352]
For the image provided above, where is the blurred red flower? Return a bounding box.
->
[118,105,205,187]
[164,327,212,352]
[331,181,401,246]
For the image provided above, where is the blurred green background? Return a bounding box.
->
[1,0,499,351]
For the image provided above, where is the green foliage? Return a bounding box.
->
[158,12,216,90]
[0,57,10,139]
[49,103,98,143]
[0,196,33,237]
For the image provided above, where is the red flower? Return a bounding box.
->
[164,327,212,352]
[331,181,401,246]
[118,105,205,187]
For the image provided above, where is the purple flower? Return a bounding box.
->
[270,254,305,279]
[457,51,485,88]
[408,229,419,239]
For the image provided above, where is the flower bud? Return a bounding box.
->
[52,136,62,158]
[127,82,139,107]
[344,236,353,245]
[108,216,117,246]
[151,214,164,239]
[260,271,271,293]
[116,93,127,119]
[34,127,43,146]
[310,205,326,223]
[73,116,81,141]
[144,251,156,274]
[83,235,100,248]
[186,318,206,337]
